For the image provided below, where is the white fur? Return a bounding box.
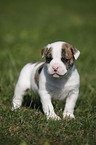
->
[47,42,67,78]
[12,42,80,120]
[74,49,80,60]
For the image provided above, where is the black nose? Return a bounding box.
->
[54,69,57,72]
[52,66,59,72]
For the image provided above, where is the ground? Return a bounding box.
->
[0,0,96,145]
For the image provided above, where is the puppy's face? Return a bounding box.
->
[41,42,80,78]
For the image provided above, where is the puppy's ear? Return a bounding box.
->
[41,47,48,58]
[71,47,80,60]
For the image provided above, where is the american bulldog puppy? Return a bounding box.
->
[12,41,80,120]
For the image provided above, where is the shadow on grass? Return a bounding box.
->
[22,91,43,112]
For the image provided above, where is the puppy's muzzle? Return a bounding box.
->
[51,65,66,78]
[52,66,59,73]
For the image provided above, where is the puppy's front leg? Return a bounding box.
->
[63,90,79,119]
[39,91,60,120]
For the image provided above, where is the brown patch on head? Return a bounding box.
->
[34,63,44,87]
[41,47,48,57]
[41,47,53,63]
[62,43,74,59]
[61,43,75,69]
[45,47,53,63]
[46,47,52,57]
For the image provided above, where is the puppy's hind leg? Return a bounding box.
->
[12,64,33,110]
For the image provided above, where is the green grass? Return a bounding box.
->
[0,0,96,144]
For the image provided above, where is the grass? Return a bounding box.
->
[0,0,96,144]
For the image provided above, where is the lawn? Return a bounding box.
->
[0,0,96,144]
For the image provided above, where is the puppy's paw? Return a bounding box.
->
[11,103,21,111]
[47,114,61,120]
[63,113,75,119]
[11,106,19,111]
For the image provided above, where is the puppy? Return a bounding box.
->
[12,41,80,120]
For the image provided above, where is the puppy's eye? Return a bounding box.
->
[46,56,53,63]
[61,57,69,63]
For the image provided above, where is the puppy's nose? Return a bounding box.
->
[52,66,59,72]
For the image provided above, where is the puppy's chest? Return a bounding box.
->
[46,79,71,100]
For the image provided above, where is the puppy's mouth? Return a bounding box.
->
[51,73,64,78]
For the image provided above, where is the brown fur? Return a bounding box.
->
[41,47,52,57]
[62,43,75,68]
[46,47,52,57]
[41,47,52,63]
[41,47,48,57]
[34,63,44,87]
[45,47,53,63]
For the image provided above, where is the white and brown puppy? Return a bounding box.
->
[12,41,80,120]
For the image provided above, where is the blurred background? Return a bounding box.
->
[0,0,96,144]
[0,0,96,103]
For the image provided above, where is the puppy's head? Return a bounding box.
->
[41,41,80,78]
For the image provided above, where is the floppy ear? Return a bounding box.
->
[71,47,80,60]
[41,47,48,58]
[74,48,80,60]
